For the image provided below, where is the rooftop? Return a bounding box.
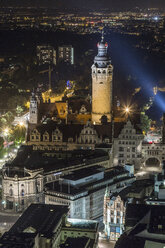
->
[0,232,35,248]
[62,165,104,181]
[27,120,142,143]
[45,166,131,196]
[116,204,165,248]
[9,204,68,237]
[4,146,109,176]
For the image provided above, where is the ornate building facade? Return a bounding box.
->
[2,148,110,212]
[104,193,126,241]
[2,168,44,212]
[113,120,144,170]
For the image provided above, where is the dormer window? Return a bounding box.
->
[104,138,110,143]
[43,132,49,142]
[80,105,87,114]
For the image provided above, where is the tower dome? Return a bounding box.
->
[94,33,111,68]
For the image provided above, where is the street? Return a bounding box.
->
[135,165,161,179]
[98,238,116,248]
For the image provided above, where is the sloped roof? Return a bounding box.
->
[68,99,91,113]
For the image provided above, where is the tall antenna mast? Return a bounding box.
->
[101,29,104,42]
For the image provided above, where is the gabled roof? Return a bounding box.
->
[68,99,91,113]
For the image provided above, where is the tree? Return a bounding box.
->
[16,105,24,116]
[11,125,26,144]
[4,112,14,126]
[0,137,4,150]
[0,112,14,131]
[140,114,151,134]
[7,95,27,110]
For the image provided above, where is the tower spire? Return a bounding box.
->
[101,29,104,42]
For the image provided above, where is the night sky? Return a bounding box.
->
[0,0,164,10]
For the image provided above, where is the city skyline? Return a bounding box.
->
[0,0,165,10]
[0,1,164,247]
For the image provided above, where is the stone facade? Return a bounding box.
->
[113,120,144,170]
[2,169,44,212]
[92,36,113,124]
[29,92,39,125]
[45,167,135,224]
[104,194,126,241]
[142,143,165,167]
[27,121,112,152]
[2,148,111,212]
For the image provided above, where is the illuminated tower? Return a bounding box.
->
[92,33,113,124]
[29,92,38,124]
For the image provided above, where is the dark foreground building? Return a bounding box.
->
[115,204,165,248]
[0,204,99,248]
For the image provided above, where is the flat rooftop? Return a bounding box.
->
[9,204,68,237]
[63,166,104,181]
[0,232,35,248]
[45,166,131,196]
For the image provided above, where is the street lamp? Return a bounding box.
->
[125,107,130,114]
[4,128,9,136]
[19,121,24,127]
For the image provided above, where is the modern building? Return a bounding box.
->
[2,147,110,212]
[91,34,113,124]
[37,45,56,65]
[58,45,74,64]
[0,204,99,248]
[45,166,135,225]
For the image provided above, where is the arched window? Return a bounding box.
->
[99,82,103,84]
[9,188,13,196]
[21,189,25,197]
